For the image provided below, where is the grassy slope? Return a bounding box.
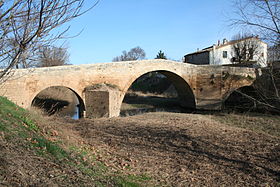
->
[0,97,149,186]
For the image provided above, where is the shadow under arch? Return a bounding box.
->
[223,85,259,112]
[159,70,196,108]
[120,70,196,115]
[31,86,85,118]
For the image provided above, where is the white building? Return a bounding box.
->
[184,37,267,67]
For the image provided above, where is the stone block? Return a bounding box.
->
[84,84,120,118]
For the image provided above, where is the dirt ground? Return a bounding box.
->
[0,136,95,187]
[54,112,280,186]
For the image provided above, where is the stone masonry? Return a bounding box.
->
[0,59,257,118]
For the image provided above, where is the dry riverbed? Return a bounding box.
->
[43,112,280,186]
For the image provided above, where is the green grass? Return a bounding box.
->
[0,96,65,159]
[0,96,151,186]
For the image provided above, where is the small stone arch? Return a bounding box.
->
[222,85,258,111]
[31,86,85,118]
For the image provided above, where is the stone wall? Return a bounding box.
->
[194,66,256,110]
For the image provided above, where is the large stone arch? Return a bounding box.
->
[119,70,196,112]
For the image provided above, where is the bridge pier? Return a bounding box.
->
[84,84,121,118]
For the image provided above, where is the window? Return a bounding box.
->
[223,51,227,58]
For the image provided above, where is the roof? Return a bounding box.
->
[184,46,213,56]
[184,36,267,57]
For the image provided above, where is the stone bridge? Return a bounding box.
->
[0,59,257,118]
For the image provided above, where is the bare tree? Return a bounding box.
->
[37,46,69,67]
[229,1,280,113]
[112,46,146,62]
[231,33,260,64]
[231,0,280,45]
[268,45,280,63]
[0,0,98,83]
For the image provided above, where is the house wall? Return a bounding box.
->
[256,42,267,67]
[185,52,209,65]
[210,39,267,67]
[210,45,234,65]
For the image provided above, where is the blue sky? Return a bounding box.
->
[65,0,237,65]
